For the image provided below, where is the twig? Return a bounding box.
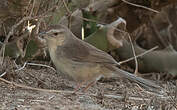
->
[27,62,56,72]
[13,61,51,87]
[29,0,36,17]
[76,16,158,68]
[121,0,159,13]
[45,0,63,25]
[62,0,72,28]
[0,45,5,65]
[0,72,7,78]
[118,46,158,65]
[14,61,56,72]
[0,77,71,93]
[4,15,49,43]
[127,34,139,75]
[76,16,128,35]
[0,77,169,101]
[4,16,40,44]
[1,61,56,77]
[103,94,149,101]
[72,16,157,75]
[62,0,71,15]
[15,62,27,71]
[0,15,50,65]
[2,29,33,45]
[75,16,106,25]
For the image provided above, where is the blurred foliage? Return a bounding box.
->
[84,26,109,52]
[82,9,99,37]
[0,0,177,77]
[3,42,21,58]
[24,39,39,59]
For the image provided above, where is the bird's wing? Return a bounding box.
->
[56,38,118,65]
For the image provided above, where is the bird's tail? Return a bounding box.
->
[115,68,163,94]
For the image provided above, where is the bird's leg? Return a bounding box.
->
[82,81,96,92]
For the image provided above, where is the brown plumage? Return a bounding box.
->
[40,24,162,93]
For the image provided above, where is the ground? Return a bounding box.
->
[0,58,176,110]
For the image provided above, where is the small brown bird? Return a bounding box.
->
[40,24,162,93]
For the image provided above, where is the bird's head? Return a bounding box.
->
[39,24,70,47]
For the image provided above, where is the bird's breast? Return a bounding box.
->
[48,46,113,82]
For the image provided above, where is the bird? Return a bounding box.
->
[39,24,162,93]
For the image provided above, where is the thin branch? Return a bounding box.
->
[0,72,7,78]
[76,16,158,68]
[45,0,63,25]
[1,61,56,77]
[27,62,56,72]
[62,0,71,14]
[3,15,50,45]
[0,15,50,65]
[12,61,52,87]
[14,61,56,72]
[2,28,33,45]
[76,15,106,25]
[121,0,159,13]
[118,46,158,65]
[29,0,36,17]
[0,77,168,101]
[128,34,139,75]
[62,0,72,28]
[15,62,27,71]
[0,77,71,93]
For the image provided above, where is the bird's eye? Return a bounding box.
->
[53,32,58,36]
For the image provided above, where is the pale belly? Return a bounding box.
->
[54,58,104,82]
